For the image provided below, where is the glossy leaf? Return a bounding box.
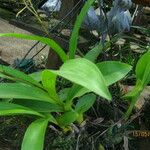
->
[57,110,78,126]
[135,51,150,86]
[0,102,44,117]
[51,58,111,100]
[72,86,90,99]
[0,33,68,62]
[97,61,132,86]
[75,94,96,113]
[67,61,131,102]
[42,70,58,100]
[67,85,90,102]
[58,88,70,101]
[29,72,42,82]
[67,41,112,101]
[0,65,42,88]
[0,83,54,103]
[69,0,95,59]
[66,43,107,101]
[21,118,48,150]
[84,44,103,62]
[13,99,64,113]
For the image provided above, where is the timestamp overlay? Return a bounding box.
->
[130,130,150,138]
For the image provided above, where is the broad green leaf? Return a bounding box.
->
[69,0,95,59]
[84,44,103,62]
[75,94,96,113]
[67,85,82,101]
[0,73,13,80]
[83,37,112,63]
[0,65,42,88]
[57,110,78,127]
[21,118,48,150]
[67,85,90,102]
[66,61,131,102]
[42,70,59,100]
[51,58,111,100]
[13,99,64,113]
[72,86,90,99]
[0,102,44,117]
[135,51,150,86]
[29,72,42,82]
[66,43,108,101]
[58,88,70,101]
[65,85,89,110]
[97,61,132,86]
[0,33,68,62]
[0,83,55,103]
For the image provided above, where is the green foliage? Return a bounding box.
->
[56,110,78,127]
[97,61,132,86]
[75,94,96,114]
[0,33,68,62]
[135,51,150,86]
[124,49,150,118]
[0,102,44,117]
[84,44,103,62]
[67,61,132,105]
[0,57,131,149]
[69,0,95,59]
[13,99,64,113]
[42,70,59,101]
[51,58,112,101]
[21,118,49,150]
[0,83,53,102]
[0,1,133,149]
[0,64,42,88]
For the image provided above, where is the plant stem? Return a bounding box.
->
[125,101,134,119]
